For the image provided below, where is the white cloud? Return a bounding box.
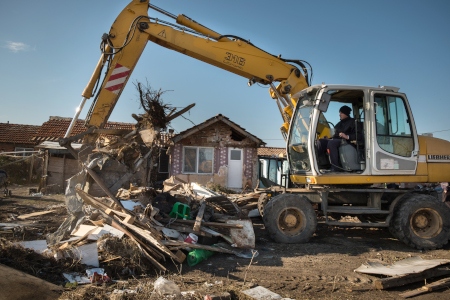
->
[5,41,31,53]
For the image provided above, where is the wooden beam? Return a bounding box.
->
[17,210,55,220]
[109,219,166,271]
[162,218,243,229]
[118,220,183,263]
[374,267,450,290]
[76,188,113,212]
[193,200,206,233]
[161,240,235,254]
[399,277,450,298]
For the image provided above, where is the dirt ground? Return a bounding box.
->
[1,184,450,300]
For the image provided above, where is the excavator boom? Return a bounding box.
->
[79,0,311,138]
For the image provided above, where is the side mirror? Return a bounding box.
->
[317,92,331,112]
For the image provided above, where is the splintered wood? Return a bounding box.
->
[72,178,260,271]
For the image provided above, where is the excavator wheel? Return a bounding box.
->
[263,194,317,244]
[391,194,450,250]
[257,193,269,217]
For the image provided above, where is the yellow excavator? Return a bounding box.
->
[66,0,450,250]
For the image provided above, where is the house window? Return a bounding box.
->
[183,147,214,174]
[14,147,34,156]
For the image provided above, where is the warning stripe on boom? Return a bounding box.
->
[104,64,130,94]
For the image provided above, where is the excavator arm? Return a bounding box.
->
[76,0,311,140]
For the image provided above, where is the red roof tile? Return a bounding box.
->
[32,116,134,142]
[257,147,286,157]
[0,123,41,145]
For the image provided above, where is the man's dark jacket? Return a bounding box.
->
[332,117,363,142]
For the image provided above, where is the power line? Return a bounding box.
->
[424,128,450,134]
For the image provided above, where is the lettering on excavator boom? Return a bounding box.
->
[223,52,246,69]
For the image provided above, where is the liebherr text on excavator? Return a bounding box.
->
[65,0,450,250]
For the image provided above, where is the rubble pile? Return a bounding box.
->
[64,177,258,272]
[1,83,265,291]
[0,177,259,287]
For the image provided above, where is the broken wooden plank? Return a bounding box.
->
[355,257,450,277]
[165,224,213,237]
[101,256,122,263]
[0,222,45,230]
[231,194,259,206]
[105,208,129,218]
[193,200,206,233]
[82,165,125,210]
[76,188,114,212]
[118,219,183,263]
[109,219,166,271]
[17,210,55,220]
[106,208,162,239]
[105,208,136,224]
[399,277,450,298]
[206,195,240,214]
[59,226,98,250]
[89,219,105,227]
[374,267,450,290]
[161,240,235,254]
[162,218,243,229]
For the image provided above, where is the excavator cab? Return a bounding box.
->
[287,84,421,185]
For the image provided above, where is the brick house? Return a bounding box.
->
[0,122,41,154]
[169,114,265,190]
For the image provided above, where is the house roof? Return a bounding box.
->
[172,114,265,146]
[0,122,41,145]
[32,116,134,142]
[257,147,286,157]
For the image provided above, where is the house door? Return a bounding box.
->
[228,148,243,188]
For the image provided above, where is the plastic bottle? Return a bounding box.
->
[187,249,214,266]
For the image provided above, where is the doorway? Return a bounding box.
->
[228,148,243,188]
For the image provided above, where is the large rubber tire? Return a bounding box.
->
[262,194,317,244]
[257,193,269,217]
[391,194,450,250]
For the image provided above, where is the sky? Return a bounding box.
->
[1,0,449,148]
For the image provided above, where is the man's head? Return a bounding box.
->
[339,105,352,120]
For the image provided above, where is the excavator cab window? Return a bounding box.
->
[288,105,314,173]
[375,95,414,157]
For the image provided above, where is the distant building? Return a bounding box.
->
[0,122,41,154]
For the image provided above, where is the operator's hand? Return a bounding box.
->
[339,132,349,140]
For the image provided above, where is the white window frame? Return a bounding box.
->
[182,146,214,174]
[14,147,34,157]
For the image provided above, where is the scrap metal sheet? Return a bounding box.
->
[354,256,450,276]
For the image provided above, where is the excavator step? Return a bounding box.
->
[326,206,389,215]
[325,221,389,227]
